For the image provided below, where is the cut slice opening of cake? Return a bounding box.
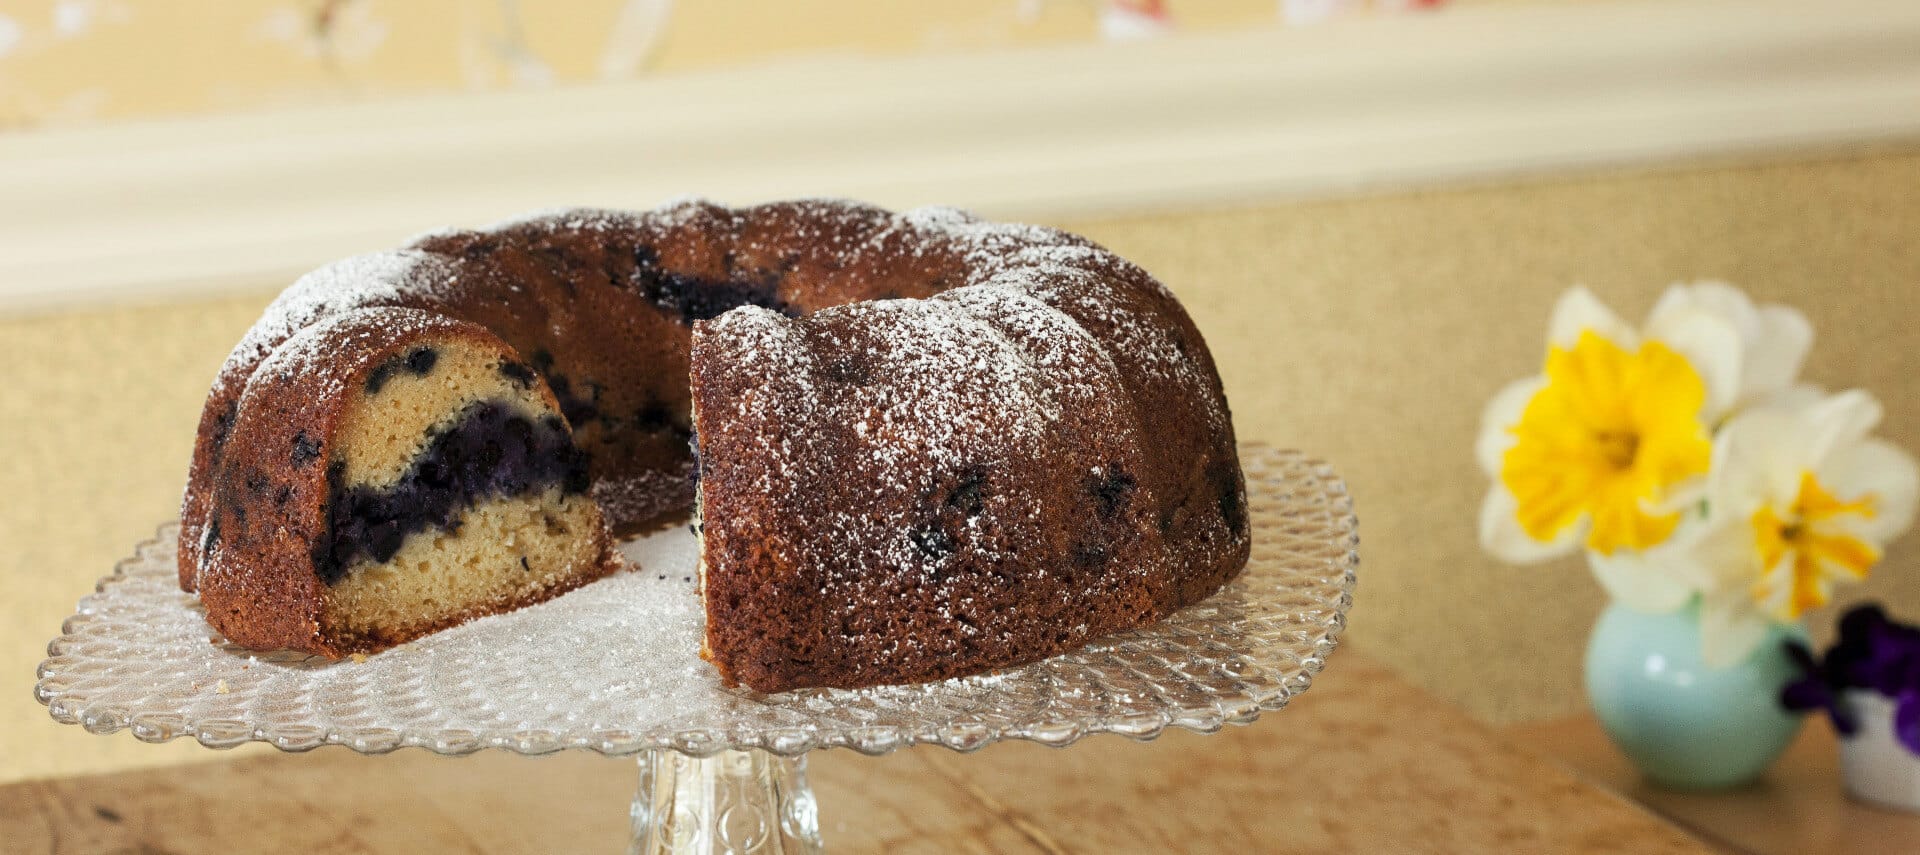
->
[192,308,617,657]
[316,335,607,650]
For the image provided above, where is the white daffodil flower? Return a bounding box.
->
[1478,286,1743,564]
[1586,530,1711,615]
[1685,391,1919,667]
[1648,281,1815,418]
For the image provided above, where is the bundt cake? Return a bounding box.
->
[181,199,1249,692]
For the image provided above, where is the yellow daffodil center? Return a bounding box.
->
[1500,331,1712,554]
[1750,471,1879,619]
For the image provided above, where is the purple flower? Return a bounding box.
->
[1782,639,1857,735]
[1782,604,1920,750]
[1837,606,1920,696]
[1898,691,1920,755]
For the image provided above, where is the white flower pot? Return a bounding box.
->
[1839,690,1920,812]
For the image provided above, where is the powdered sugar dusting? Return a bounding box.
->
[217,199,1207,414]
[476,206,648,236]
[246,307,442,402]
[904,206,1199,390]
[716,297,1079,581]
[212,251,462,398]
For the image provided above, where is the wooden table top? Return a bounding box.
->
[1508,713,1920,855]
[2,651,1710,854]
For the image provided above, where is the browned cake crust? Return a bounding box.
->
[181,200,1247,688]
[689,209,1247,691]
[193,308,616,656]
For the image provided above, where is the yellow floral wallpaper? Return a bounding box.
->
[0,0,1449,129]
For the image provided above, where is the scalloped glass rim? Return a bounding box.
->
[35,445,1356,758]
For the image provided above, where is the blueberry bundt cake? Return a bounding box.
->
[182,199,1249,692]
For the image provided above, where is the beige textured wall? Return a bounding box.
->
[5,147,1918,785]
[1085,148,1920,725]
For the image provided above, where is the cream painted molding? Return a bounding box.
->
[2,0,1919,312]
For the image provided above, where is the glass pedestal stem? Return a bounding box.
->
[629,748,824,855]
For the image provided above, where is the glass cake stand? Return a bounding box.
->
[35,445,1358,854]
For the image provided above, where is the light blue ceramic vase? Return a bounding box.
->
[1585,599,1806,789]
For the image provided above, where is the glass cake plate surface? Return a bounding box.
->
[36,445,1358,853]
